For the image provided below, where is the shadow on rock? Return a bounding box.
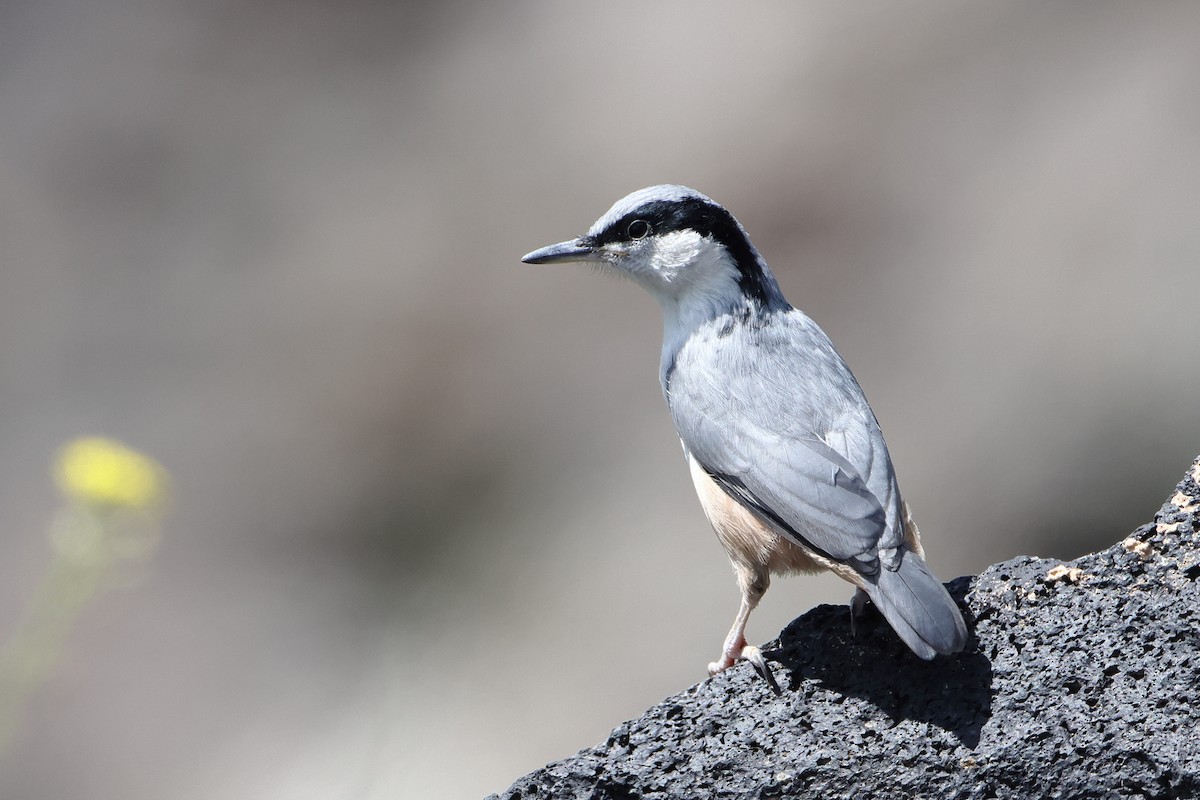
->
[765,575,992,748]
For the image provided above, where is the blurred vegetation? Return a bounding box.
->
[0,438,167,758]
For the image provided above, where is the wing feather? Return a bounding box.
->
[668,310,903,569]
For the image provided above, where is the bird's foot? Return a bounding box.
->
[708,633,748,675]
[849,588,868,637]
[708,645,781,696]
[707,656,736,675]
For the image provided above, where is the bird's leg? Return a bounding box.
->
[849,587,868,637]
[708,565,769,675]
[707,594,757,675]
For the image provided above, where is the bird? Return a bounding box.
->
[521,184,967,686]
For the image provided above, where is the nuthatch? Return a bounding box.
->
[523,185,966,685]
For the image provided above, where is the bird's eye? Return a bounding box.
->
[627,219,651,240]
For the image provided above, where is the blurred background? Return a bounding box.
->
[1,1,1198,797]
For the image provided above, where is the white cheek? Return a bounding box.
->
[650,231,704,282]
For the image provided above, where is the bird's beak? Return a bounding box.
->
[521,238,600,265]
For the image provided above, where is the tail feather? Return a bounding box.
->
[865,552,967,659]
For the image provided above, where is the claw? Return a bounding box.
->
[741,645,782,696]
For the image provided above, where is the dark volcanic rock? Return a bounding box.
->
[491,457,1200,799]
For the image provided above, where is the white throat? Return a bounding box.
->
[634,232,746,385]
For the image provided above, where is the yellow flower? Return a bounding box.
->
[54,437,167,510]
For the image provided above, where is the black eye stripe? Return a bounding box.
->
[588,195,775,307]
[594,198,744,251]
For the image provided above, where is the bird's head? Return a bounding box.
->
[522,185,785,314]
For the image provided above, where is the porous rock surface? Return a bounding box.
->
[491,457,1200,799]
